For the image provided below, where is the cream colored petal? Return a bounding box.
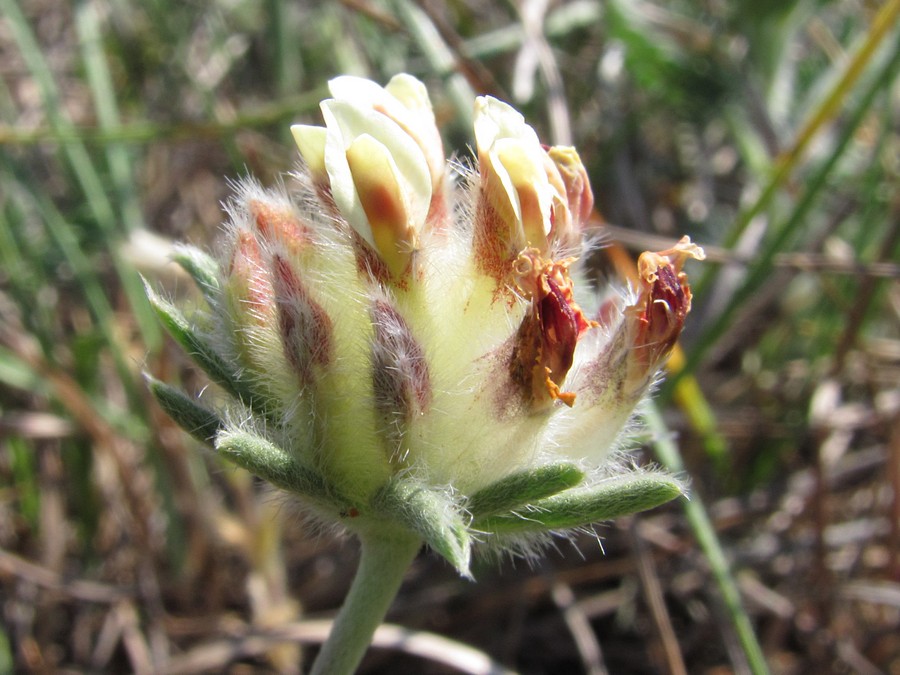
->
[345,134,415,277]
[328,76,398,112]
[290,124,327,178]
[321,100,431,246]
[385,74,445,191]
[493,138,553,248]
[385,74,433,116]
[473,96,541,157]
[330,74,444,194]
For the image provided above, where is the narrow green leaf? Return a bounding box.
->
[215,429,338,506]
[372,477,472,578]
[74,0,143,233]
[142,278,251,403]
[476,473,684,534]
[467,463,585,517]
[172,244,221,306]
[0,345,48,395]
[145,374,222,444]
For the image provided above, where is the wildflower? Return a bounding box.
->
[145,74,703,675]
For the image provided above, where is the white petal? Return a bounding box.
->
[385,74,433,116]
[322,99,432,244]
[473,96,541,155]
[290,124,327,176]
[328,76,393,109]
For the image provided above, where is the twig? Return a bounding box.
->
[163,619,519,674]
[551,580,608,675]
[598,224,900,280]
[630,521,687,675]
[0,549,131,604]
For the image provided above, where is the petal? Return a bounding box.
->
[290,124,327,179]
[345,134,415,277]
[548,145,594,234]
[493,137,553,249]
[473,96,541,154]
[321,99,432,249]
[330,74,445,192]
[630,237,705,375]
[473,96,556,270]
[384,73,433,113]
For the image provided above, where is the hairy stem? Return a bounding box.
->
[309,530,421,675]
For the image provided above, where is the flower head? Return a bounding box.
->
[147,74,704,575]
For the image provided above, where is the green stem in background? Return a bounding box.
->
[0,0,164,350]
[663,30,900,401]
[74,0,144,233]
[692,0,900,300]
[644,403,770,675]
[309,531,421,675]
[391,0,475,130]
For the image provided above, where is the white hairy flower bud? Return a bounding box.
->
[147,74,704,574]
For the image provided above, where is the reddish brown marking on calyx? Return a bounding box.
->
[370,300,431,418]
[249,199,310,250]
[351,232,395,287]
[229,232,273,316]
[473,188,516,292]
[272,255,333,381]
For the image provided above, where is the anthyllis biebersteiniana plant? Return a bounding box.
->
[145,74,704,674]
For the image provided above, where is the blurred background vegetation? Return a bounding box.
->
[1,0,898,672]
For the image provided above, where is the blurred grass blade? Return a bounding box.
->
[1,164,140,397]
[694,0,900,296]
[391,0,476,130]
[2,0,160,347]
[666,32,900,397]
[645,403,770,675]
[0,0,116,228]
[667,348,729,466]
[74,0,144,233]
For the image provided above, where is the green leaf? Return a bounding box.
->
[145,374,222,444]
[467,463,585,517]
[172,244,221,306]
[475,473,684,534]
[372,477,472,578]
[142,278,255,404]
[215,429,340,507]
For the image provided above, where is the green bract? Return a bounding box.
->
[146,74,704,576]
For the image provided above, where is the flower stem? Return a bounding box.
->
[310,530,421,675]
